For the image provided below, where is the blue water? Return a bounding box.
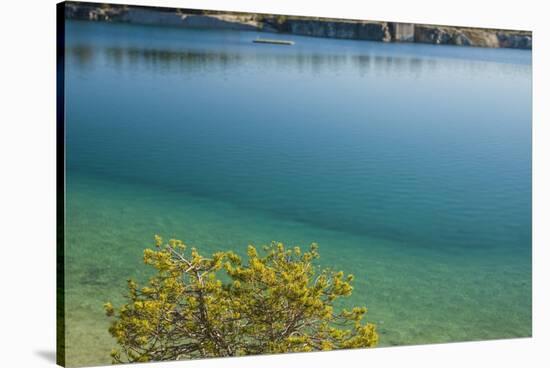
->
[64,20,532,366]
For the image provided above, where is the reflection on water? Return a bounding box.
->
[70,44,427,75]
[70,45,95,66]
[68,41,528,80]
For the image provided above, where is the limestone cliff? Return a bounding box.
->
[64,2,531,50]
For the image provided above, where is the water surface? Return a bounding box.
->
[64,20,532,366]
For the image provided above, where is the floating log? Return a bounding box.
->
[253,38,294,45]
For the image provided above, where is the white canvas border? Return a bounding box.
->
[0,0,547,367]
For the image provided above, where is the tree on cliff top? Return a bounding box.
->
[104,236,378,363]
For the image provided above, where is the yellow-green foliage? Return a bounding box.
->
[105,236,378,363]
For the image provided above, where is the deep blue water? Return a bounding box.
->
[64,20,532,366]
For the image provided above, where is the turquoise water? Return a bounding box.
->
[64,20,532,366]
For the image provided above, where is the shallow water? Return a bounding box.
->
[64,20,532,366]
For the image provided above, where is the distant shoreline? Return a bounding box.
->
[63,2,532,50]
